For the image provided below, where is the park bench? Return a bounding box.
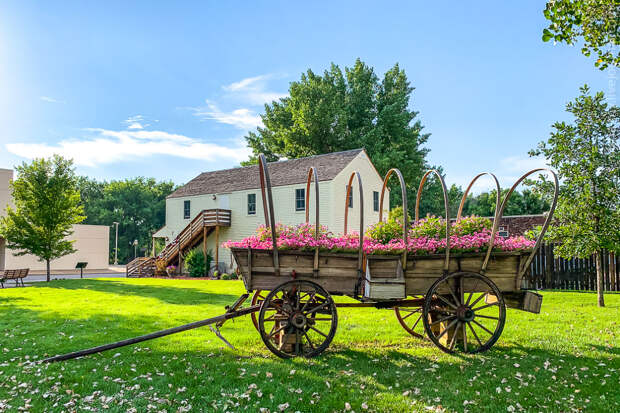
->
[0,268,29,288]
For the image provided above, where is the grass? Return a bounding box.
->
[0,278,618,412]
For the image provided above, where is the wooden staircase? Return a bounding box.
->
[126,257,156,277]
[158,209,231,274]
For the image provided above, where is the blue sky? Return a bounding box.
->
[0,1,613,191]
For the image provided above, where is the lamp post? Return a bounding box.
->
[112,222,119,265]
[132,239,138,259]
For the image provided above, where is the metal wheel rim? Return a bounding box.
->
[422,272,506,354]
[250,290,265,331]
[394,295,427,340]
[258,280,338,359]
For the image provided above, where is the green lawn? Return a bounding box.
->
[0,279,618,412]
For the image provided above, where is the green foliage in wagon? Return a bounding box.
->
[410,216,446,239]
[365,220,403,244]
[452,216,492,236]
[365,206,412,244]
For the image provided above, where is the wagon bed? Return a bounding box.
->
[232,248,530,296]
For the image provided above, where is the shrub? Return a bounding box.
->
[155,258,167,276]
[388,206,411,223]
[410,216,447,239]
[452,216,492,236]
[213,270,220,279]
[365,220,403,244]
[184,248,213,277]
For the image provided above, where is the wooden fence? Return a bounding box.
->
[523,243,619,291]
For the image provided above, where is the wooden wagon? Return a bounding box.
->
[41,155,559,364]
[229,155,559,358]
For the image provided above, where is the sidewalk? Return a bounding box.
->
[1,266,127,288]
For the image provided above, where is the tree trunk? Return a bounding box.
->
[595,251,605,307]
[46,259,51,283]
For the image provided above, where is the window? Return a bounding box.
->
[346,185,353,208]
[183,200,191,219]
[295,188,305,211]
[247,193,256,215]
[498,230,509,238]
[373,191,379,212]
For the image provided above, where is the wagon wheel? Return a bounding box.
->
[393,296,427,339]
[258,280,338,359]
[250,290,266,331]
[423,272,506,354]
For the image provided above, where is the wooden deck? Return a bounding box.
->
[158,209,231,274]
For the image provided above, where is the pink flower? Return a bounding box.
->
[222,223,535,255]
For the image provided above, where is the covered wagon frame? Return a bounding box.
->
[230,154,559,357]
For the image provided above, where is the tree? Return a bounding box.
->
[542,0,620,70]
[460,189,550,217]
[0,156,85,281]
[530,85,620,307]
[243,59,439,216]
[78,177,175,264]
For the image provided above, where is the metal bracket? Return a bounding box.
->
[209,326,236,350]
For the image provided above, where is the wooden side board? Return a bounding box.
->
[231,248,528,296]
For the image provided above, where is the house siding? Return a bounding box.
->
[157,151,388,273]
[328,151,388,234]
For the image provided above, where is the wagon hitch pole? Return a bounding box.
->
[41,296,260,363]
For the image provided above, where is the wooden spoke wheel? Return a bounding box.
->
[422,272,506,354]
[258,280,338,359]
[250,290,266,331]
[393,296,427,339]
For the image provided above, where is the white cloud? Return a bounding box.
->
[187,74,286,131]
[123,115,149,130]
[5,129,250,167]
[192,100,263,130]
[222,74,287,105]
[223,75,269,92]
[40,96,65,103]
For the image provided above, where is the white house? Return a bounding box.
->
[153,149,389,273]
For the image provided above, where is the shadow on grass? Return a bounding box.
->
[1,299,619,413]
[40,278,240,306]
[0,296,26,305]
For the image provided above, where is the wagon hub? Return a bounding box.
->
[457,305,475,322]
[290,312,307,329]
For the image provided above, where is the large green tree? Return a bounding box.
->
[542,0,620,70]
[530,85,620,307]
[0,156,85,281]
[78,177,175,264]
[244,59,442,217]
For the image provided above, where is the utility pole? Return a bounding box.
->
[112,222,119,265]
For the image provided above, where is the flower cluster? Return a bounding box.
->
[222,222,535,255]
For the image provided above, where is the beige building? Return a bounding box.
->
[154,149,389,272]
[0,168,110,271]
